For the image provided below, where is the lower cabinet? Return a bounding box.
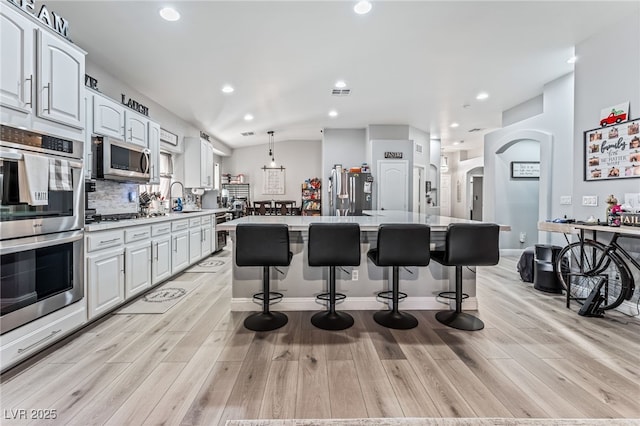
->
[152,235,172,285]
[201,223,212,258]
[189,226,202,264]
[87,246,125,319]
[125,241,152,299]
[171,231,189,274]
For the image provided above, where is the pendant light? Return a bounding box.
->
[267,131,276,167]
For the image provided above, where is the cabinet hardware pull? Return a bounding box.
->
[173,237,177,252]
[155,242,159,261]
[43,82,51,113]
[133,233,147,238]
[121,253,125,273]
[128,128,133,141]
[17,329,62,353]
[25,75,33,107]
[99,238,120,244]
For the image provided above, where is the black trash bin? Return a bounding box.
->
[533,244,563,293]
[517,246,535,283]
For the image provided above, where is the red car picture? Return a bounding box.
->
[600,110,627,126]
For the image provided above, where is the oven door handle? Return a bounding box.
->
[0,230,83,255]
[0,151,83,169]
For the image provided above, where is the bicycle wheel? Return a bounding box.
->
[555,240,630,310]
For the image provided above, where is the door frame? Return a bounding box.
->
[412,164,427,214]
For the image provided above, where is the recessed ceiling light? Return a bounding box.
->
[476,92,489,100]
[159,7,180,21]
[567,56,578,64]
[328,110,338,118]
[335,80,347,88]
[354,1,372,15]
[244,114,254,121]
[450,122,459,128]
[453,141,460,145]
[222,85,234,94]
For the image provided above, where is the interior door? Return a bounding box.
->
[378,160,408,211]
[471,176,483,220]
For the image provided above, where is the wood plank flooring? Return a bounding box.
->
[1,250,639,425]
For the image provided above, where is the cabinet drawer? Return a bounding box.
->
[1,302,86,372]
[189,217,201,227]
[152,223,172,236]
[125,226,151,243]
[172,220,189,232]
[200,215,212,226]
[86,230,124,252]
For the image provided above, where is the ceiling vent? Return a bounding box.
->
[468,128,484,133]
[331,89,351,96]
[240,131,254,137]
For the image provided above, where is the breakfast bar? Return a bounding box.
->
[218,211,510,312]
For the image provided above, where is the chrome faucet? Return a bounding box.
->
[169,181,184,211]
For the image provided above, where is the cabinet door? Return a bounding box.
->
[84,92,93,179]
[125,110,148,147]
[200,141,209,187]
[0,5,34,115]
[148,121,161,184]
[189,227,202,264]
[37,29,84,129]
[171,231,189,275]
[206,143,214,189]
[201,225,212,258]
[88,248,125,319]
[125,241,152,299]
[93,93,125,139]
[152,235,172,285]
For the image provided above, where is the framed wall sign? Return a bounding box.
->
[160,128,178,146]
[511,161,540,179]
[262,166,285,195]
[584,117,640,181]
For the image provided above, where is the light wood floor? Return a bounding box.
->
[1,249,639,425]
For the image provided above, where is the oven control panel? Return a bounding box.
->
[1,125,74,154]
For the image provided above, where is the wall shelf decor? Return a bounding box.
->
[584,117,640,181]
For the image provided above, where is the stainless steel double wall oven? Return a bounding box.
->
[0,125,84,335]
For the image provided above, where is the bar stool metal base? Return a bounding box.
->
[373,310,418,330]
[435,310,484,331]
[244,311,288,332]
[311,311,354,331]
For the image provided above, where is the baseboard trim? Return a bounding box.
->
[230,296,478,312]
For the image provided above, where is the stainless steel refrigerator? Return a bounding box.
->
[328,165,373,215]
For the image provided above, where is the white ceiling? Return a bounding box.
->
[47,1,639,152]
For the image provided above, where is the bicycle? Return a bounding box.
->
[555,228,637,316]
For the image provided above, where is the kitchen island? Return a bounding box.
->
[218,212,510,312]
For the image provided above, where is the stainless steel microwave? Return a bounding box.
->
[92,136,150,183]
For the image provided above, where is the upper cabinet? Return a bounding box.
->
[148,121,161,185]
[0,4,85,139]
[93,92,148,147]
[184,137,214,189]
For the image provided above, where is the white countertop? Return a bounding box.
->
[84,208,229,232]
[218,210,511,232]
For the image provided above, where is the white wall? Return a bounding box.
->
[222,139,321,204]
[502,95,543,127]
[572,9,640,220]
[449,153,484,220]
[484,73,574,247]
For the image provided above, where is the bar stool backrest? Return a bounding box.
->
[308,223,361,266]
[375,224,431,266]
[443,223,500,266]
[236,223,291,266]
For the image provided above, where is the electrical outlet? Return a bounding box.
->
[582,195,598,206]
[352,269,359,281]
[519,232,526,243]
[560,196,572,205]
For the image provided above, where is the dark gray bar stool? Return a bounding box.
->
[367,224,431,329]
[236,223,292,331]
[431,223,500,331]
[308,223,361,330]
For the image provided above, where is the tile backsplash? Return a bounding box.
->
[87,180,139,215]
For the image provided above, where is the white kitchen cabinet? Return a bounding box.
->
[0,4,34,123]
[84,91,93,180]
[189,217,202,264]
[37,29,84,129]
[201,215,213,258]
[87,246,125,319]
[125,110,148,147]
[93,92,126,139]
[0,4,85,136]
[184,137,214,189]
[148,120,161,185]
[172,231,189,274]
[152,234,172,285]
[124,227,152,298]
